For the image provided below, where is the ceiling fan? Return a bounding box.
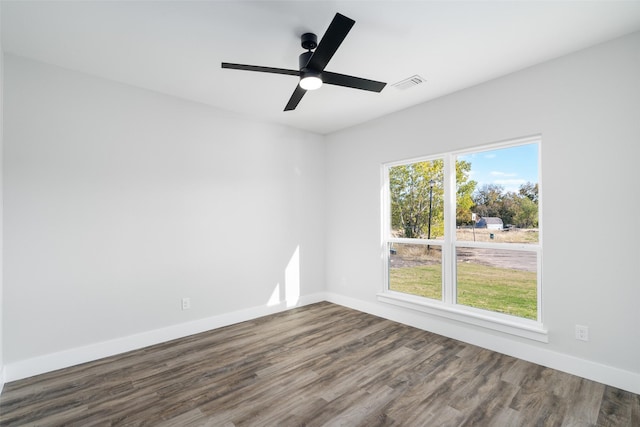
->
[221,13,386,111]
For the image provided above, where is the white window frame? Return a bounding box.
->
[379,136,547,342]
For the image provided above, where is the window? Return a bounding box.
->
[381,137,544,340]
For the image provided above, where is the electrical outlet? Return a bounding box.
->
[575,325,589,341]
[181,297,191,310]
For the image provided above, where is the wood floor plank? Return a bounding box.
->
[562,377,606,425]
[597,386,639,426]
[1,302,638,426]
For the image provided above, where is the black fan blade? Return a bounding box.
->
[284,85,307,111]
[323,71,386,92]
[307,13,355,72]
[221,63,299,77]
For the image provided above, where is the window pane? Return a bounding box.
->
[456,247,537,319]
[389,160,444,240]
[389,243,442,300]
[457,143,539,244]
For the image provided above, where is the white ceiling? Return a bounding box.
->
[3,1,640,134]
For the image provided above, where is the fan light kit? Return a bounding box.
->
[222,13,386,111]
[300,74,323,91]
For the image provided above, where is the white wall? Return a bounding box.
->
[325,32,640,392]
[3,55,325,368]
[0,2,5,392]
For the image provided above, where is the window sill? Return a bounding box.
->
[377,291,548,343]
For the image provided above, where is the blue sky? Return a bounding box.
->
[458,143,538,193]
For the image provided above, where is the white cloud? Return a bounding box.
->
[490,171,517,177]
[494,178,527,192]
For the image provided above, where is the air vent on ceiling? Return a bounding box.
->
[392,75,426,90]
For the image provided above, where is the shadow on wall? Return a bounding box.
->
[268,245,300,308]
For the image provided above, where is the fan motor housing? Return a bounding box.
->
[299,51,314,70]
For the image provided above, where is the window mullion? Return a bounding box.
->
[443,153,456,305]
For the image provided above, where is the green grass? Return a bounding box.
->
[390,263,537,320]
[390,265,442,300]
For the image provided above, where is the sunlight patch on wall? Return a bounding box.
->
[267,283,281,307]
[285,246,300,308]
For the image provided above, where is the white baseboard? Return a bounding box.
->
[325,292,640,395]
[5,291,639,396]
[4,293,327,383]
[0,365,5,395]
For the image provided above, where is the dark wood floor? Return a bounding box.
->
[1,302,638,426]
